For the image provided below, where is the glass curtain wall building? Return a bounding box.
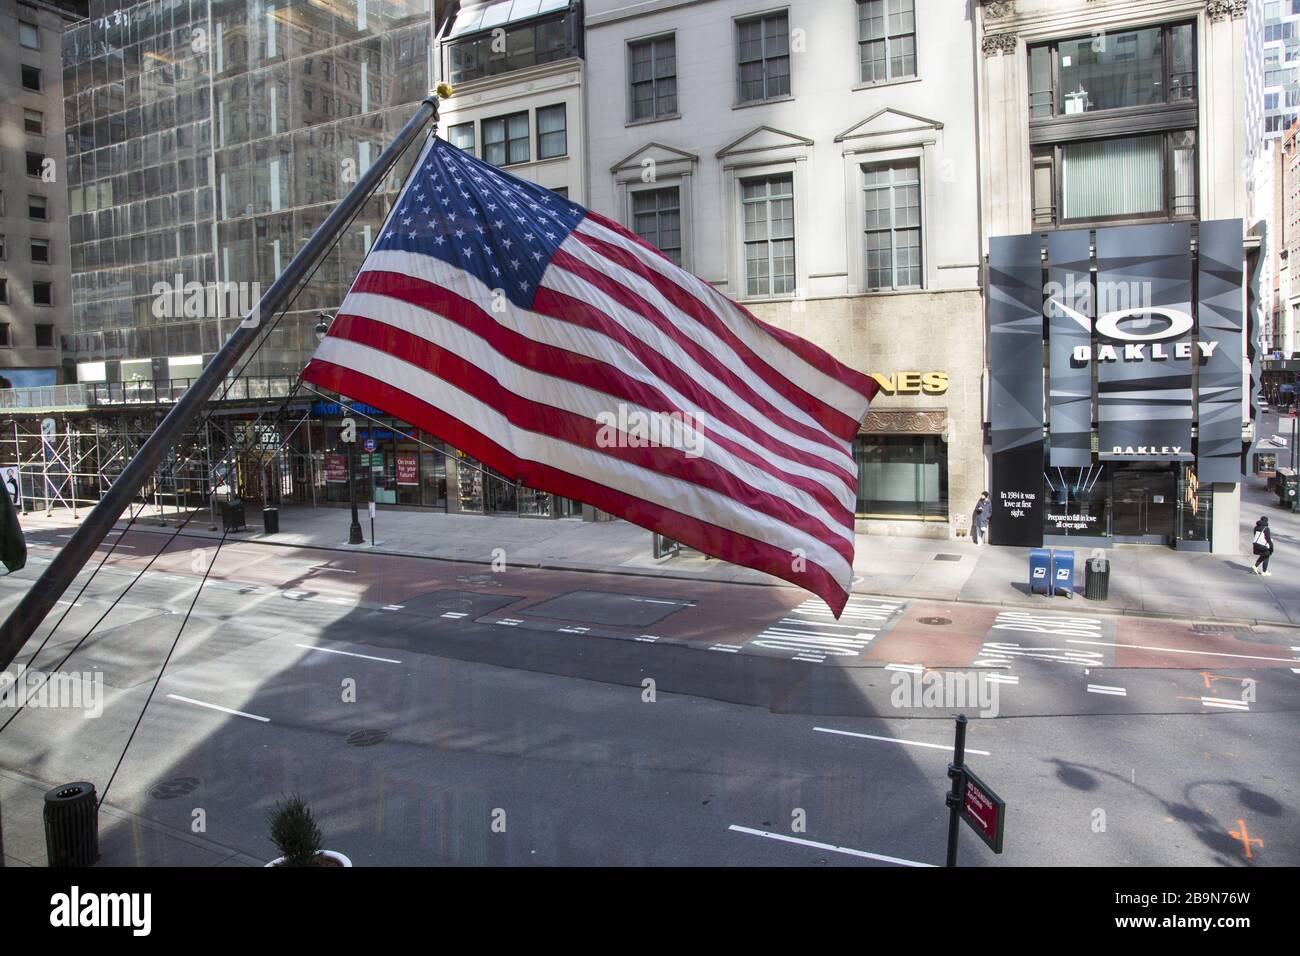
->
[61,0,437,386]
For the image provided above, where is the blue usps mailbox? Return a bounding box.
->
[1051,548,1076,598]
[1029,548,1052,594]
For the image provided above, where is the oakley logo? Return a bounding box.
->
[1093,307,1193,342]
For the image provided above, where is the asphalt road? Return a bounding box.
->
[0,529,1295,867]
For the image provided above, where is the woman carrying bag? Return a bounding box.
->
[1251,517,1274,576]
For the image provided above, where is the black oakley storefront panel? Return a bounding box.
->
[988,234,1046,548]
[1196,218,1245,484]
[1095,222,1194,462]
[1046,229,1093,468]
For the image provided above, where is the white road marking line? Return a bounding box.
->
[793,654,825,662]
[1065,638,1300,664]
[558,626,589,633]
[635,635,659,643]
[728,825,933,868]
[631,597,684,605]
[1200,696,1249,711]
[381,604,405,611]
[294,644,401,664]
[165,694,269,722]
[885,663,923,674]
[441,611,467,619]
[1291,667,1300,675]
[497,618,523,627]
[1087,684,1127,697]
[814,726,991,756]
[709,644,741,653]
[312,567,357,573]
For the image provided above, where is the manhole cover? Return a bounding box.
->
[346,729,389,747]
[933,554,962,562]
[436,597,472,612]
[150,776,200,800]
[918,617,952,626]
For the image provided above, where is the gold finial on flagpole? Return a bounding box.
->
[435,82,454,100]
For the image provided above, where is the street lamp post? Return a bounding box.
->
[318,313,364,545]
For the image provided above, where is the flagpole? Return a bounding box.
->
[0,94,442,673]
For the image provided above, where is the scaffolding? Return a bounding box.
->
[0,397,318,524]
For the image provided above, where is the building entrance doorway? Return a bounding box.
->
[1111,463,1178,541]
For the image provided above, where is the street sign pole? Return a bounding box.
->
[944,714,967,867]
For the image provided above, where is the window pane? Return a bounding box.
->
[1061,135,1164,219]
[1170,24,1196,101]
[854,435,949,518]
[1029,45,1053,117]
[1057,27,1163,114]
[449,122,475,152]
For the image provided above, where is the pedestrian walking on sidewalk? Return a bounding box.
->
[972,491,991,545]
[1251,516,1274,576]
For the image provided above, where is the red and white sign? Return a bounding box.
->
[325,453,347,483]
[961,768,1005,853]
[396,453,418,486]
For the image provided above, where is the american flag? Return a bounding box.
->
[302,137,877,615]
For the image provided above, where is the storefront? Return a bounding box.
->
[307,399,580,518]
[987,220,1246,552]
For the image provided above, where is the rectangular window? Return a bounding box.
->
[19,20,39,50]
[537,104,567,159]
[0,280,6,304]
[30,238,49,263]
[632,187,682,265]
[1059,134,1165,221]
[0,323,9,346]
[737,12,791,103]
[741,174,795,297]
[858,0,917,84]
[483,112,529,166]
[23,109,43,134]
[854,435,948,519]
[629,35,677,121]
[33,281,53,306]
[21,65,40,91]
[28,195,47,220]
[862,160,922,290]
[1029,22,1196,119]
[26,152,44,177]
[0,234,5,259]
[448,122,475,153]
[35,323,55,348]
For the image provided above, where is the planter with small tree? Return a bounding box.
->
[264,795,351,867]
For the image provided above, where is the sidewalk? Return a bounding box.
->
[17,476,1300,627]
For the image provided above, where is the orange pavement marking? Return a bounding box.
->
[1229,819,1263,860]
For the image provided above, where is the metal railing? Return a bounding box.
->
[0,376,299,411]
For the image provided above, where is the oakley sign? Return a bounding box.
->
[1051,301,1217,364]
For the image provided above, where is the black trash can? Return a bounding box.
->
[221,498,246,532]
[262,506,279,534]
[1085,554,1110,601]
[43,781,100,867]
